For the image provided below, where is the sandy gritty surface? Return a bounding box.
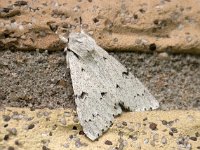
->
[1,0,200,54]
[1,108,200,150]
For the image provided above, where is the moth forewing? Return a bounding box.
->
[63,32,159,141]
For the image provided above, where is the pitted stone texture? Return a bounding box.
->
[0,108,200,150]
[0,0,200,54]
[0,50,199,110]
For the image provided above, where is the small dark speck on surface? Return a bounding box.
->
[129,135,137,141]
[4,124,8,128]
[28,124,35,130]
[49,132,52,136]
[162,120,168,125]
[14,1,28,6]
[15,140,20,145]
[169,131,173,136]
[42,145,50,150]
[8,146,15,150]
[3,115,11,122]
[143,117,148,121]
[195,132,200,137]
[72,126,77,130]
[122,121,127,126]
[149,123,157,130]
[170,127,178,133]
[105,140,113,145]
[149,43,157,51]
[190,137,197,141]
[4,134,9,140]
[79,131,85,135]
[69,135,73,139]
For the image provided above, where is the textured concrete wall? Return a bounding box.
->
[1,108,200,150]
[0,0,200,54]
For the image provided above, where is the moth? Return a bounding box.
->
[60,31,159,141]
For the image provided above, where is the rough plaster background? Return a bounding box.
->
[0,0,200,54]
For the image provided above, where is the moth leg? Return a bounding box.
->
[64,47,70,69]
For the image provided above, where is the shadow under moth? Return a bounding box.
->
[60,31,159,141]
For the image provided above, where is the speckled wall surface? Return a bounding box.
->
[0,0,200,54]
[1,108,200,150]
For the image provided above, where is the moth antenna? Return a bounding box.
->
[79,16,84,33]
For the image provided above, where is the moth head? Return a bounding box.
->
[67,31,97,58]
[59,35,68,43]
[59,33,69,54]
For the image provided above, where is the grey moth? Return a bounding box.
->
[60,31,159,141]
